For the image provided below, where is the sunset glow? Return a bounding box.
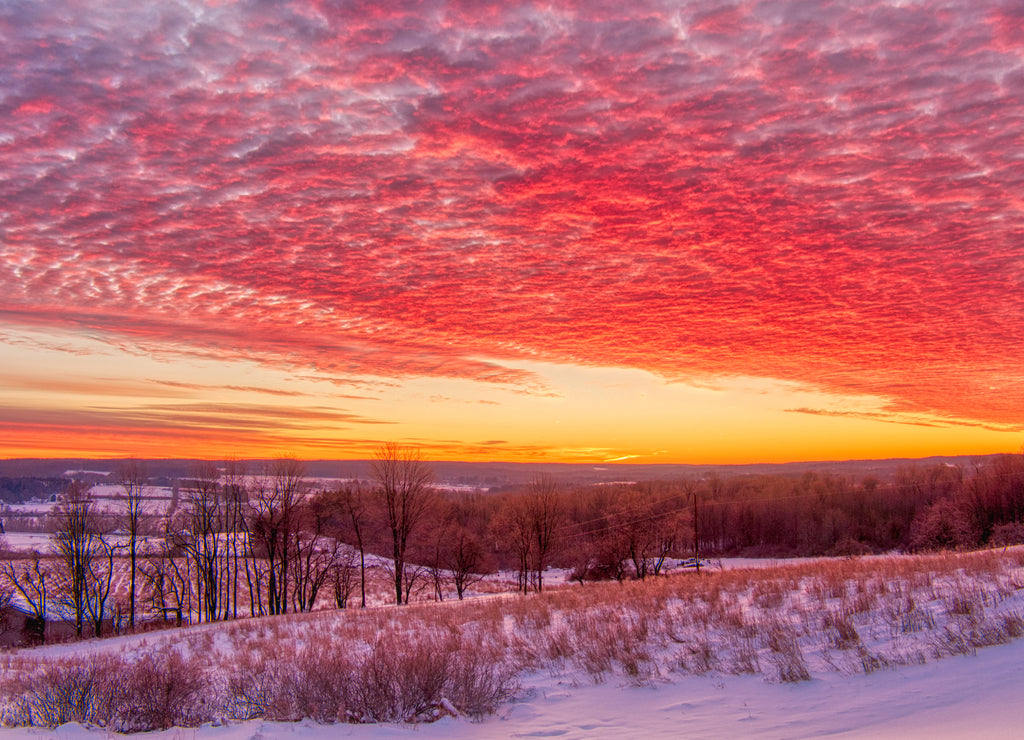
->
[1,0,1022,463]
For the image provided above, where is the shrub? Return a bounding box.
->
[9,656,121,728]
[345,630,518,723]
[5,547,1024,732]
[726,637,760,675]
[856,646,890,674]
[228,652,286,721]
[446,644,520,718]
[349,633,454,722]
[110,650,214,730]
[288,643,357,723]
[909,499,980,551]
[989,523,1024,550]
[228,641,355,723]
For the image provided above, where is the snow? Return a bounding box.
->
[0,534,54,553]
[1,485,174,531]
[3,551,1023,739]
[1,639,1021,739]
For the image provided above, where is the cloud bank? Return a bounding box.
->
[2,0,1022,438]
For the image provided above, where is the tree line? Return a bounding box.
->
[3,447,1023,645]
[0,445,445,642]
[690,454,1024,556]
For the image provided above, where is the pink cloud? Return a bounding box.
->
[1,0,1022,433]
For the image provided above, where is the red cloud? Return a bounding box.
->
[1,0,1023,434]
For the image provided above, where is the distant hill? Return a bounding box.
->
[0,454,1002,489]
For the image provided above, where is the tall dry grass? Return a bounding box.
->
[2,548,1023,731]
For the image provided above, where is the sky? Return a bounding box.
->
[1,0,1023,465]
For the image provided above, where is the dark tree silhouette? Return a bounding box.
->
[371,443,435,605]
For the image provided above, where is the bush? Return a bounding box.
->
[446,644,520,718]
[909,499,980,551]
[289,643,357,722]
[8,656,121,728]
[350,632,456,722]
[344,630,519,723]
[4,652,216,731]
[228,643,353,723]
[111,650,214,730]
[989,523,1024,550]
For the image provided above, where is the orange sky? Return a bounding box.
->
[1,0,1022,464]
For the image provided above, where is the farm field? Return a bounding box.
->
[1,548,1022,738]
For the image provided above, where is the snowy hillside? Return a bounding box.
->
[2,548,1023,738]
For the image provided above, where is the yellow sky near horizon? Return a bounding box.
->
[1,327,1018,464]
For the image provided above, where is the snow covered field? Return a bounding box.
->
[3,486,174,516]
[3,639,1020,740]
[1,549,1022,739]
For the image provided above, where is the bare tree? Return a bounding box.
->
[50,480,98,638]
[222,467,267,618]
[85,536,123,637]
[116,459,148,630]
[173,463,224,623]
[142,532,190,626]
[248,458,305,615]
[336,483,370,608]
[331,547,360,609]
[423,505,454,601]
[242,529,267,618]
[1,555,49,644]
[492,497,534,594]
[0,574,11,640]
[371,443,435,605]
[222,458,247,620]
[289,495,339,612]
[526,475,563,593]
[395,559,428,604]
[612,486,669,580]
[447,527,487,600]
[593,524,631,582]
[651,510,688,576]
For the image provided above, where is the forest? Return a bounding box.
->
[2,447,1024,643]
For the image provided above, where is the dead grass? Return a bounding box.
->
[3,547,1024,730]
